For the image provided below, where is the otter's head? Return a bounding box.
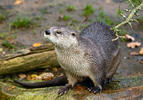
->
[44,27,78,49]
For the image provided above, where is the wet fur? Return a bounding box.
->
[15,22,120,95]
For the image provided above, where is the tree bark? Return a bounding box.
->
[0,43,59,75]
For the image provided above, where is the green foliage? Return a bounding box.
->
[79,24,88,30]
[96,9,114,25]
[115,8,123,18]
[83,4,95,17]
[10,17,32,29]
[137,16,143,22]
[58,8,64,14]
[0,32,17,40]
[63,15,72,21]
[137,16,143,26]
[0,32,6,39]
[11,34,17,39]
[127,0,142,7]
[66,5,76,11]
[35,16,42,21]
[0,12,5,23]
[40,9,47,14]
[49,3,54,7]
[70,19,79,25]
[2,40,15,49]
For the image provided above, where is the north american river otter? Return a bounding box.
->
[15,22,121,95]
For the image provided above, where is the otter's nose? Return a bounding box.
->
[45,30,50,35]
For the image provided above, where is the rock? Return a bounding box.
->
[1,74,143,100]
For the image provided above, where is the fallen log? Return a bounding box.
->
[0,43,59,75]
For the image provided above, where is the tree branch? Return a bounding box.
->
[113,2,143,33]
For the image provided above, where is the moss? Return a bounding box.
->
[66,5,76,11]
[70,20,79,27]
[0,32,7,39]
[79,24,88,30]
[0,32,17,40]
[137,16,143,26]
[104,74,143,90]
[2,40,16,49]
[1,73,143,100]
[96,9,114,25]
[49,3,54,7]
[10,17,33,29]
[58,8,64,14]
[63,15,72,21]
[40,9,48,14]
[83,5,95,17]
[0,12,6,23]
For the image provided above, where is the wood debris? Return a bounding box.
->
[32,43,42,47]
[139,48,143,55]
[125,34,135,41]
[127,42,141,48]
[14,0,24,5]
[129,51,139,56]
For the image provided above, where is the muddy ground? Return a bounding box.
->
[0,0,143,78]
[0,0,143,100]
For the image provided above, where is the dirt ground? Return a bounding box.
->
[0,0,143,76]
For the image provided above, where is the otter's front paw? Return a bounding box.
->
[88,86,102,94]
[58,85,72,95]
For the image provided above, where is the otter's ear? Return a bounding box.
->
[71,32,76,36]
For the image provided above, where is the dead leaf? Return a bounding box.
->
[8,86,16,91]
[35,76,42,80]
[18,74,26,79]
[0,48,3,52]
[139,48,143,55]
[125,34,135,41]
[26,75,32,80]
[58,73,64,77]
[52,67,58,72]
[8,88,12,91]
[139,60,143,64]
[40,72,54,80]
[35,1,39,4]
[127,42,141,48]
[14,0,24,5]
[2,51,6,55]
[76,85,85,91]
[129,51,139,56]
[32,43,42,47]
[75,85,85,94]
[11,86,16,89]
[9,38,15,44]
[31,74,38,80]
[106,0,111,4]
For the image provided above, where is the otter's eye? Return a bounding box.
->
[56,31,62,34]
[71,32,76,36]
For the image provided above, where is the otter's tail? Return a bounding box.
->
[14,76,67,88]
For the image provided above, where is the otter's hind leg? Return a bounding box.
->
[58,72,78,95]
[106,49,121,80]
[88,71,105,94]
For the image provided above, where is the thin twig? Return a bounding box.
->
[114,2,143,29]
[112,2,143,41]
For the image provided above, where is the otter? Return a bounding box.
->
[15,22,120,95]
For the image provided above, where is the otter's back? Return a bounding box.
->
[80,22,118,57]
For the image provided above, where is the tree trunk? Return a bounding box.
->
[0,43,59,75]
